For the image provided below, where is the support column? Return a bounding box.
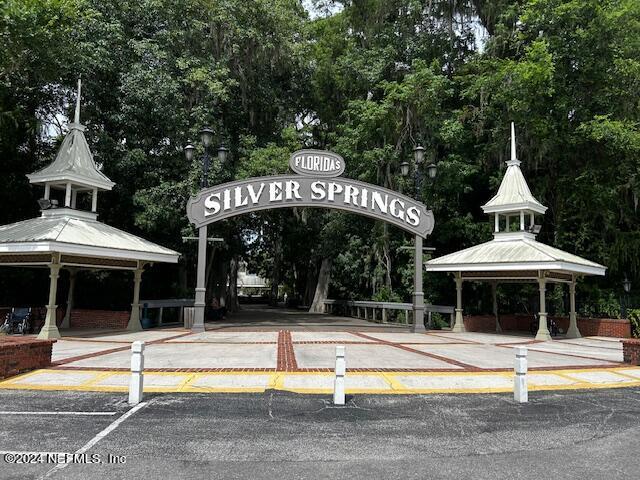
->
[492,281,501,333]
[494,214,499,233]
[126,264,145,331]
[535,273,552,341]
[37,255,62,339]
[519,211,525,231]
[64,182,72,208]
[412,235,425,333]
[192,225,207,333]
[566,275,581,338]
[91,188,98,212]
[451,272,465,332]
[61,269,77,329]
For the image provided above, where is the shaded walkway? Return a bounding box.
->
[206,304,409,331]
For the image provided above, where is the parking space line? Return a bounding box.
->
[0,411,116,416]
[41,401,151,479]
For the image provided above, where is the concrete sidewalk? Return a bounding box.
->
[1,327,637,394]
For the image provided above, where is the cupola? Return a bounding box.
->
[26,79,114,219]
[482,123,547,238]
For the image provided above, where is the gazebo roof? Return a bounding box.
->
[481,124,547,215]
[26,80,115,191]
[425,231,606,277]
[0,210,179,267]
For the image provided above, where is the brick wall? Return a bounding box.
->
[68,309,130,329]
[622,339,640,365]
[464,314,631,338]
[0,337,55,379]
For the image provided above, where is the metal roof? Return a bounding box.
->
[0,213,179,264]
[26,80,115,191]
[481,123,547,215]
[425,232,606,276]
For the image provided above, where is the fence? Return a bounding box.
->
[323,299,454,326]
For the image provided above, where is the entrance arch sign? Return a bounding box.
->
[187,175,434,237]
[186,149,433,335]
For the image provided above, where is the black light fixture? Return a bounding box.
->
[183,143,195,162]
[217,145,229,164]
[529,224,542,235]
[623,276,632,294]
[400,161,410,177]
[426,162,437,180]
[200,126,214,148]
[413,145,425,165]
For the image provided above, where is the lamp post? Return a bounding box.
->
[400,145,437,198]
[184,126,227,189]
[183,127,228,333]
[622,276,632,318]
[401,145,437,332]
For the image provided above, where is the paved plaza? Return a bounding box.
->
[1,307,638,395]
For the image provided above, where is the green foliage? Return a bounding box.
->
[372,286,402,303]
[1,0,639,314]
[628,309,640,338]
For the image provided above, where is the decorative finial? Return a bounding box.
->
[507,122,520,166]
[511,122,516,161]
[74,78,82,124]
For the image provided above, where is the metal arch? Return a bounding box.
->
[186,175,434,238]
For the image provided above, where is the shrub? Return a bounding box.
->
[628,309,640,338]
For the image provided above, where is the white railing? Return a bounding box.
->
[139,299,194,326]
[323,299,454,326]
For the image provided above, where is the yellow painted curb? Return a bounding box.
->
[0,367,639,395]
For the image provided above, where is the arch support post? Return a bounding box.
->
[412,235,425,333]
[192,225,207,333]
[38,254,62,339]
[451,272,465,332]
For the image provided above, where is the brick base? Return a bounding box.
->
[0,337,55,379]
[68,309,130,329]
[464,314,631,338]
[622,339,640,365]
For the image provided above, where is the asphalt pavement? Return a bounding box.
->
[1,388,639,479]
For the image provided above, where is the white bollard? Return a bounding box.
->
[514,346,528,403]
[333,345,346,405]
[128,341,145,405]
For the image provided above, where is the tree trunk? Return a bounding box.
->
[227,255,239,313]
[309,257,332,313]
[303,258,318,306]
[270,234,282,306]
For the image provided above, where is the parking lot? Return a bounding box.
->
[1,387,640,479]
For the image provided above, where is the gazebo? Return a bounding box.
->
[425,124,606,340]
[0,80,180,339]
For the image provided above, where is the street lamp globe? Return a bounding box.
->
[623,276,632,293]
[218,145,229,164]
[183,143,195,162]
[400,161,410,177]
[200,126,214,148]
[426,163,437,180]
[413,145,425,165]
